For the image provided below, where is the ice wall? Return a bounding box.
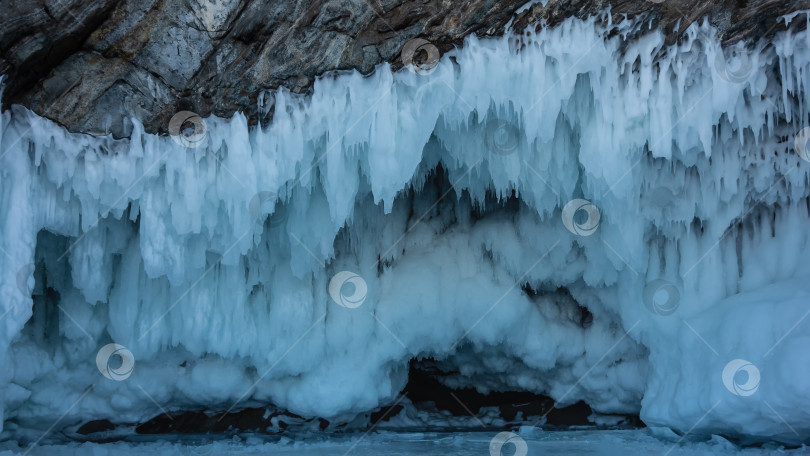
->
[2,10,810,443]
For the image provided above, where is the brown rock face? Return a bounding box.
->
[1,0,807,137]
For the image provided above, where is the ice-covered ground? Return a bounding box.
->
[1,430,808,456]
[2,4,810,447]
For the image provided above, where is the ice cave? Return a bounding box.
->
[1,0,810,454]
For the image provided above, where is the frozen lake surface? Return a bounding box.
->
[1,429,806,455]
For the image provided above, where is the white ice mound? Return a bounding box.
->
[1,10,810,443]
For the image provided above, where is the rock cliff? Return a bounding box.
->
[1,0,808,137]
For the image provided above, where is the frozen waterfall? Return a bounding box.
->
[2,11,810,446]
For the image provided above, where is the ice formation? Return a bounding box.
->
[0,429,801,455]
[2,9,810,444]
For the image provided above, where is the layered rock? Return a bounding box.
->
[1,0,808,137]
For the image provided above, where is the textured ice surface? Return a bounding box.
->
[1,9,810,444]
[0,430,806,456]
